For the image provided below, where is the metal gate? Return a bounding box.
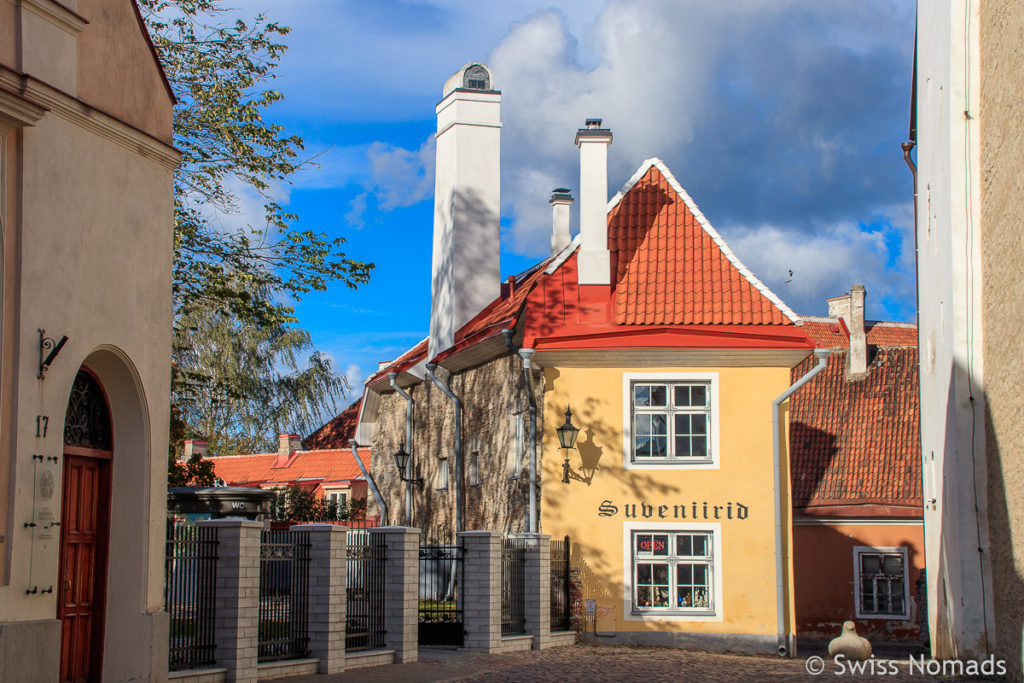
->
[550,535,571,630]
[418,544,464,646]
[346,531,387,651]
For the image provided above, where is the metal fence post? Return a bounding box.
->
[198,519,262,683]
[511,533,551,649]
[460,530,502,652]
[372,526,420,663]
[290,524,348,674]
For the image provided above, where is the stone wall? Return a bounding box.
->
[369,353,545,542]
[980,0,1024,676]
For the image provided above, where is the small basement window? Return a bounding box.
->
[854,546,910,619]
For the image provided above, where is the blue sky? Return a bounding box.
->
[226,0,917,404]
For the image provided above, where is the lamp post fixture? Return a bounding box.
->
[556,407,580,484]
[393,442,424,490]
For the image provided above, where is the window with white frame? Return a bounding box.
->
[629,380,712,464]
[632,530,715,614]
[326,491,347,509]
[853,546,910,619]
[507,412,524,478]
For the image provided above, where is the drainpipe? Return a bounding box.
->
[349,439,387,526]
[771,348,829,657]
[425,363,463,540]
[389,372,415,527]
[502,330,539,534]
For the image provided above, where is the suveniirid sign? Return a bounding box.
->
[598,499,749,520]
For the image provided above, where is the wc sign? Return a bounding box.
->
[585,599,596,616]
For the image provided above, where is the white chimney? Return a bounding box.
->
[429,62,501,359]
[827,285,868,377]
[549,188,573,256]
[575,119,613,286]
[182,439,207,462]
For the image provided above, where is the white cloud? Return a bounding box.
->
[343,363,365,390]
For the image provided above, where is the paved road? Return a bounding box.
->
[287,645,1008,682]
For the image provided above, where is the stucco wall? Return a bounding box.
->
[539,363,793,648]
[793,523,925,642]
[369,354,541,542]
[979,0,1024,676]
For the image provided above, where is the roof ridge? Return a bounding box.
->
[610,158,801,325]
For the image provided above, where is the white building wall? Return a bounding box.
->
[916,0,995,659]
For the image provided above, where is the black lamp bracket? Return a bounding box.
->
[38,329,69,380]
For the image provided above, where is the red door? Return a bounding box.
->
[58,370,112,683]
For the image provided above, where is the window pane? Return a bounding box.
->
[691,436,707,458]
[635,436,651,458]
[651,414,667,436]
[673,385,691,407]
[690,385,707,407]
[675,414,691,437]
[692,535,708,557]
[634,385,651,407]
[861,578,875,611]
[652,564,669,584]
[675,435,691,458]
[650,436,667,458]
[652,535,669,556]
[653,587,670,607]
[883,555,903,576]
[636,534,652,554]
[862,554,881,574]
[637,586,653,607]
[691,414,707,435]
[693,564,708,584]
[650,385,667,406]
[677,564,692,583]
[677,535,692,556]
[635,414,651,436]
[638,564,651,583]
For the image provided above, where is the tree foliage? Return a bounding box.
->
[138,1,373,460]
[269,485,367,523]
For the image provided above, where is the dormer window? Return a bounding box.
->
[463,65,490,90]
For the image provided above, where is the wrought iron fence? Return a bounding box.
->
[165,520,219,671]
[550,535,571,631]
[258,530,311,662]
[345,530,387,651]
[501,537,527,636]
[418,544,464,646]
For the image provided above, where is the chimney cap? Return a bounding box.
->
[575,118,612,145]
[550,188,574,204]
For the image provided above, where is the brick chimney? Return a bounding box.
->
[549,188,574,256]
[429,62,501,360]
[827,285,868,377]
[278,434,301,458]
[575,118,613,286]
[182,439,207,462]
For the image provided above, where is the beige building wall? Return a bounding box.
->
[0,1,177,680]
[979,0,1024,677]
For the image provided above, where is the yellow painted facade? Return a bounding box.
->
[540,363,798,646]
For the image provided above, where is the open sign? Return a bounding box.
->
[638,539,666,552]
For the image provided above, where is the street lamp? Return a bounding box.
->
[556,407,580,484]
[393,442,423,490]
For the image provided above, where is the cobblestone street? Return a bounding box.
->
[286,645,1008,683]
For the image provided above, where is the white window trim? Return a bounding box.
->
[622,372,720,470]
[852,545,911,620]
[622,521,724,622]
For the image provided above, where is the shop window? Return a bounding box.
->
[854,546,910,619]
[623,374,718,468]
[631,530,716,615]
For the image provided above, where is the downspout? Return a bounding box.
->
[388,372,415,527]
[349,439,387,526]
[771,348,829,657]
[425,363,463,540]
[503,329,538,534]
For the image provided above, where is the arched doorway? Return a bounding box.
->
[58,368,113,682]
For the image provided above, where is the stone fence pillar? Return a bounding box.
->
[511,533,551,649]
[197,519,262,683]
[460,530,502,652]
[290,524,347,673]
[371,526,420,663]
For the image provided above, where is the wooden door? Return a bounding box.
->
[58,370,112,683]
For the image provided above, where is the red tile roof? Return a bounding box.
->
[800,316,918,349]
[304,399,361,450]
[789,347,921,513]
[609,162,796,326]
[210,448,371,488]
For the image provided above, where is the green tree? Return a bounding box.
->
[139,1,372,461]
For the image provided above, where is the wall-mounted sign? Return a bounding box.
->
[585,599,596,616]
[598,499,749,520]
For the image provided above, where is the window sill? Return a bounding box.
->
[624,459,719,471]
[630,608,716,618]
